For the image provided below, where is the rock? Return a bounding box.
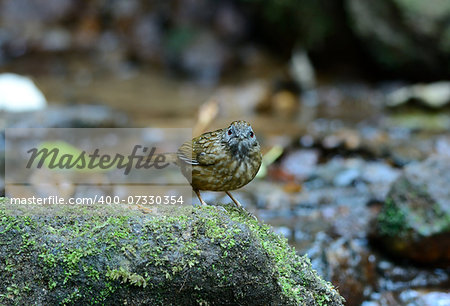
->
[313,157,364,187]
[364,289,450,305]
[346,0,450,78]
[0,73,47,112]
[386,82,450,108]
[0,200,344,305]
[334,168,360,187]
[372,155,450,265]
[281,149,319,180]
[360,162,400,186]
[289,49,316,90]
[324,238,377,305]
[436,136,450,157]
[320,128,364,151]
[376,259,449,291]
[302,233,378,305]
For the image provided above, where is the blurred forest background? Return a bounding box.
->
[1,1,450,305]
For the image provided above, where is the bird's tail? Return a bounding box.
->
[161,152,178,164]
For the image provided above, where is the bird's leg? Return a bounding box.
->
[194,189,208,206]
[225,191,242,208]
[226,191,258,220]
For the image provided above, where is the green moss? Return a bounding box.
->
[314,292,333,306]
[0,203,131,304]
[377,198,408,237]
[201,205,339,304]
[378,177,450,238]
[0,198,343,305]
[107,267,148,288]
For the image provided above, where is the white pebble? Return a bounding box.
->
[0,73,47,112]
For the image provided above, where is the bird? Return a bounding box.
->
[176,120,262,207]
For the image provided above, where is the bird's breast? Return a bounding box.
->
[191,151,261,191]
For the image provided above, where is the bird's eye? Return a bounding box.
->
[249,131,254,138]
[227,129,232,136]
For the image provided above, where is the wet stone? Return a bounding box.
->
[372,155,450,265]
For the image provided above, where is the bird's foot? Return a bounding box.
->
[194,190,208,206]
[224,192,258,221]
[225,191,242,208]
[136,204,154,214]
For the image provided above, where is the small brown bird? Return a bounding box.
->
[177,120,262,207]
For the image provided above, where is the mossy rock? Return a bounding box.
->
[0,198,343,305]
[373,155,450,265]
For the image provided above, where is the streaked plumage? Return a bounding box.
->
[177,120,262,206]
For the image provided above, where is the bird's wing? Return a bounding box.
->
[177,131,222,166]
[177,141,199,165]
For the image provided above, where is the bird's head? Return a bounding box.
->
[222,120,259,158]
